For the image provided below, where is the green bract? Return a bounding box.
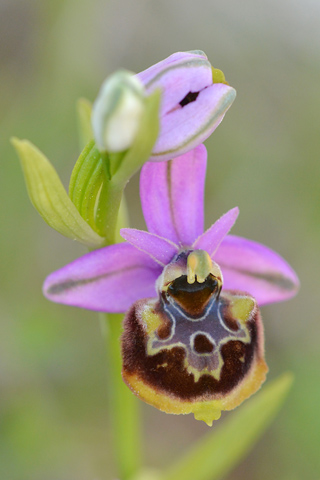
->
[11,138,104,248]
[68,140,105,235]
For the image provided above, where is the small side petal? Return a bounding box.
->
[214,235,300,305]
[193,207,239,256]
[140,145,207,246]
[120,228,179,266]
[43,243,162,313]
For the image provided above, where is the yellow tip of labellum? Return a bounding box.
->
[193,403,222,426]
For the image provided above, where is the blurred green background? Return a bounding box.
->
[1,0,319,478]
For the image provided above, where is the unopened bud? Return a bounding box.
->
[92,70,145,152]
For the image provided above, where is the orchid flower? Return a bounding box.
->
[43,145,299,425]
[137,51,236,161]
[92,51,236,160]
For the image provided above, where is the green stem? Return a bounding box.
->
[102,312,143,479]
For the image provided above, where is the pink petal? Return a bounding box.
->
[214,235,300,305]
[43,243,162,313]
[140,144,207,246]
[193,207,239,256]
[120,228,179,266]
[149,84,236,162]
[137,51,211,117]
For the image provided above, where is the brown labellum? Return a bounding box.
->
[121,250,268,425]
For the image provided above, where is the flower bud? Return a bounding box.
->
[92,70,145,152]
[137,51,236,161]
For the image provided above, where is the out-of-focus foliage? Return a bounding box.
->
[1,0,319,479]
[159,374,293,480]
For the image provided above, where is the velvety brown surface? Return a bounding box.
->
[122,292,260,401]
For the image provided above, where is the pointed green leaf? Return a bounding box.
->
[159,373,293,480]
[77,97,93,149]
[69,140,106,234]
[112,89,161,184]
[12,138,104,248]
